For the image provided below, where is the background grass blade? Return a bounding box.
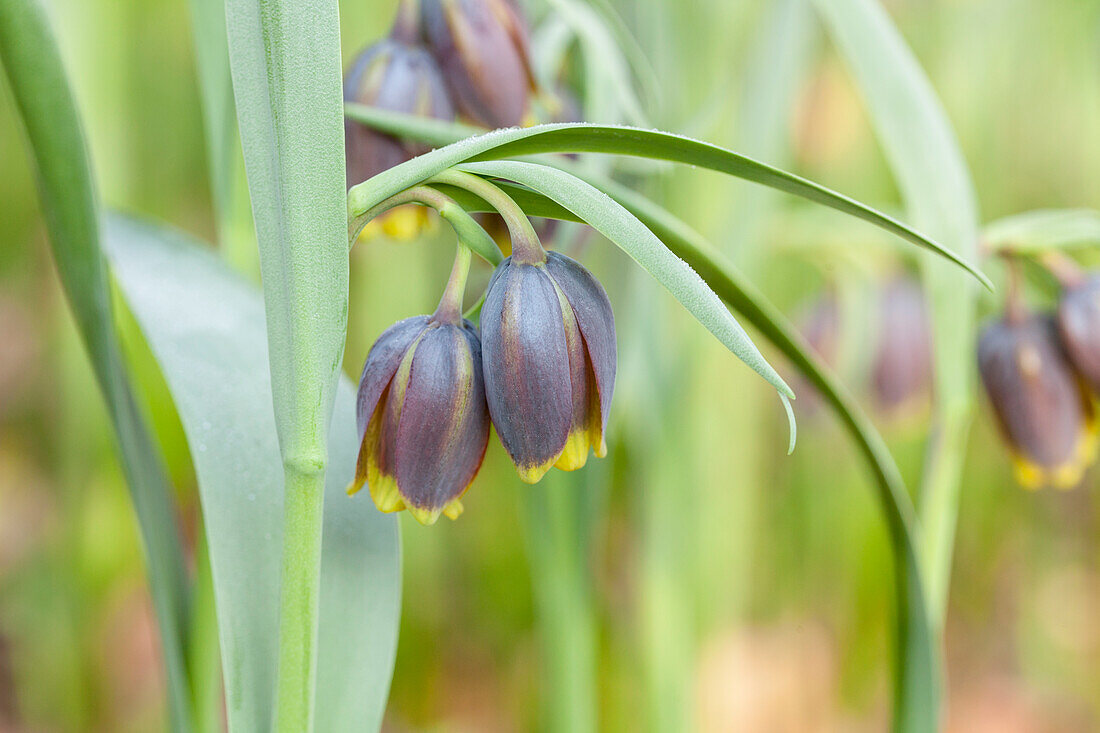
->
[812,6,982,728]
[225,1,349,727]
[457,160,794,404]
[104,215,401,733]
[983,209,1100,253]
[345,118,989,287]
[187,0,255,273]
[0,3,194,731]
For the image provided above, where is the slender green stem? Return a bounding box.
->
[350,185,455,240]
[349,184,503,266]
[275,459,327,732]
[428,170,546,264]
[1039,250,1086,288]
[432,244,473,324]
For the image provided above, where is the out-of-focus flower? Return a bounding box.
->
[1057,273,1100,393]
[788,292,840,416]
[480,251,616,483]
[872,278,932,417]
[349,314,490,524]
[421,0,536,128]
[343,37,454,188]
[977,314,1098,489]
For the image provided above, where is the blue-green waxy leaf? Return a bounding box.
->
[226,2,349,727]
[226,0,348,467]
[458,160,796,421]
[344,116,991,290]
[0,3,193,730]
[104,215,401,733]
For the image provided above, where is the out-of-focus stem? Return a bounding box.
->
[522,470,598,733]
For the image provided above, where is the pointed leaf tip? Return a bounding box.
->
[782,394,797,455]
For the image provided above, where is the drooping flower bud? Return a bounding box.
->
[343,38,454,188]
[349,315,490,524]
[977,314,1098,489]
[420,0,536,128]
[872,278,932,416]
[1057,273,1100,393]
[480,252,616,483]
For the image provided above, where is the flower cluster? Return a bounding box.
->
[348,237,616,524]
[978,262,1100,489]
[344,0,535,184]
[791,277,932,420]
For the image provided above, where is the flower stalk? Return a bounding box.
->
[428,169,546,263]
[432,243,473,324]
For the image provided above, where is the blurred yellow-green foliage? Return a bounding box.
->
[2,0,1099,730]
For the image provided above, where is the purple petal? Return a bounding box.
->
[422,0,528,128]
[978,315,1095,481]
[1058,275,1100,392]
[356,316,429,439]
[392,324,490,516]
[545,252,616,434]
[481,260,572,479]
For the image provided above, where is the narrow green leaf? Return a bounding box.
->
[188,0,250,258]
[344,116,991,289]
[345,102,483,148]
[0,4,194,731]
[104,215,401,733]
[983,209,1100,253]
[226,1,349,727]
[458,160,794,405]
[226,0,348,471]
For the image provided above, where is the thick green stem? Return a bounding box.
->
[428,170,546,263]
[275,459,327,732]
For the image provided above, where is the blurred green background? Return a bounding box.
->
[2,0,1099,730]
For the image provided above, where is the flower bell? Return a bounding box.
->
[871,278,932,417]
[480,247,616,483]
[344,2,454,189]
[977,314,1098,489]
[420,0,536,128]
[1057,273,1100,393]
[349,248,489,524]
